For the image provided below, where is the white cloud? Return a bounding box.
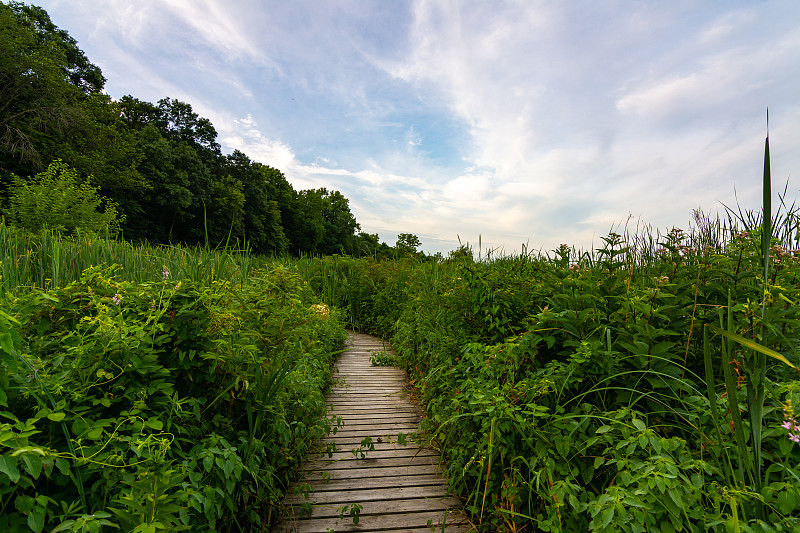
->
[220,115,299,172]
[37,0,800,255]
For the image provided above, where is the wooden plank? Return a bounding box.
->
[284,485,460,505]
[290,473,447,491]
[325,408,420,416]
[325,412,421,421]
[327,408,419,415]
[322,426,423,437]
[327,418,421,427]
[276,509,470,532]
[311,439,427,451]
[298,464,446,482]
[302,454,442,472]
[306,447,438,462]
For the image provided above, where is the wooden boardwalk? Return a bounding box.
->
[277,332,471,532]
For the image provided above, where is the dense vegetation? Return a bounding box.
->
[300,201,800,531]
[3,2,800,532]
[0,223,349,532]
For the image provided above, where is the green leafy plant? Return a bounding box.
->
[336,502,362,525]
[6,160,123,237]
[369,350,401,366]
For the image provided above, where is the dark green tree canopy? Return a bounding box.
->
[119,96,220,155]
[6,1,105,93]
[396,233,421,256]
[0,2,81,170]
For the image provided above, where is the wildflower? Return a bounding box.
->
[311,303,330,319]
[162,267,170,279]
[112,294,122,306]
[782,400,800,443]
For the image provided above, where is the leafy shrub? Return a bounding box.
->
[0,263,345,532]
[6,160,123,237]
[305,226,800,531]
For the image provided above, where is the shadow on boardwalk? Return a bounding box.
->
[276,331,472,532]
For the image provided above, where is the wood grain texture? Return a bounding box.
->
[276,331,471,532]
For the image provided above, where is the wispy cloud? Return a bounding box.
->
[38,0,800,254]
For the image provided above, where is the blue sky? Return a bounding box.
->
[38,0,800,255]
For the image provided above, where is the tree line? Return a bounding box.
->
[0,1,422,257]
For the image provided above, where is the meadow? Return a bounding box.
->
[2,143,800,533]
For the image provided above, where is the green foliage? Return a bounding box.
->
[369,350,402,366]
[299,204,800,531]
[0,2,82,171]
[5,1,105,94]
[0,245,347,532]
[396,233,421,257]
[7,160,123,236]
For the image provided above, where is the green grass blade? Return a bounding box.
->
[703,326,733,486]
[706,324,795,369]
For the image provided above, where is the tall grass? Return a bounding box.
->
[0,220,273,291]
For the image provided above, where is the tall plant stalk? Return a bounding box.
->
[701,113,799,523]
[751,113,771,502]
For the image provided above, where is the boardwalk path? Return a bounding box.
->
[277,332,470,532]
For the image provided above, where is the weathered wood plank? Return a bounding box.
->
[306,447,438,462]
[290,473,447,491]
[324,428,419,439]
[328,408,419,414]
[302,455,442,472]
[276,509,469,532]
[298,464,446,483]
[284,485,460,505]
[311,439,426,451]
[325,409,421,417]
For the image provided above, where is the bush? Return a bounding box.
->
[0,263,345,532]
[6,160,123,236]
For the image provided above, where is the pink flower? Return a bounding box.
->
[781,410,800,443]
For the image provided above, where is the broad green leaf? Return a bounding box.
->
[27,508,45,533]
[22,454,43,479]
[778,490,795,515]
[47,412,66,422]
[0,454,20,483]
[223,457,234,478]
[601,507,614,528]
[0,332,14,356]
